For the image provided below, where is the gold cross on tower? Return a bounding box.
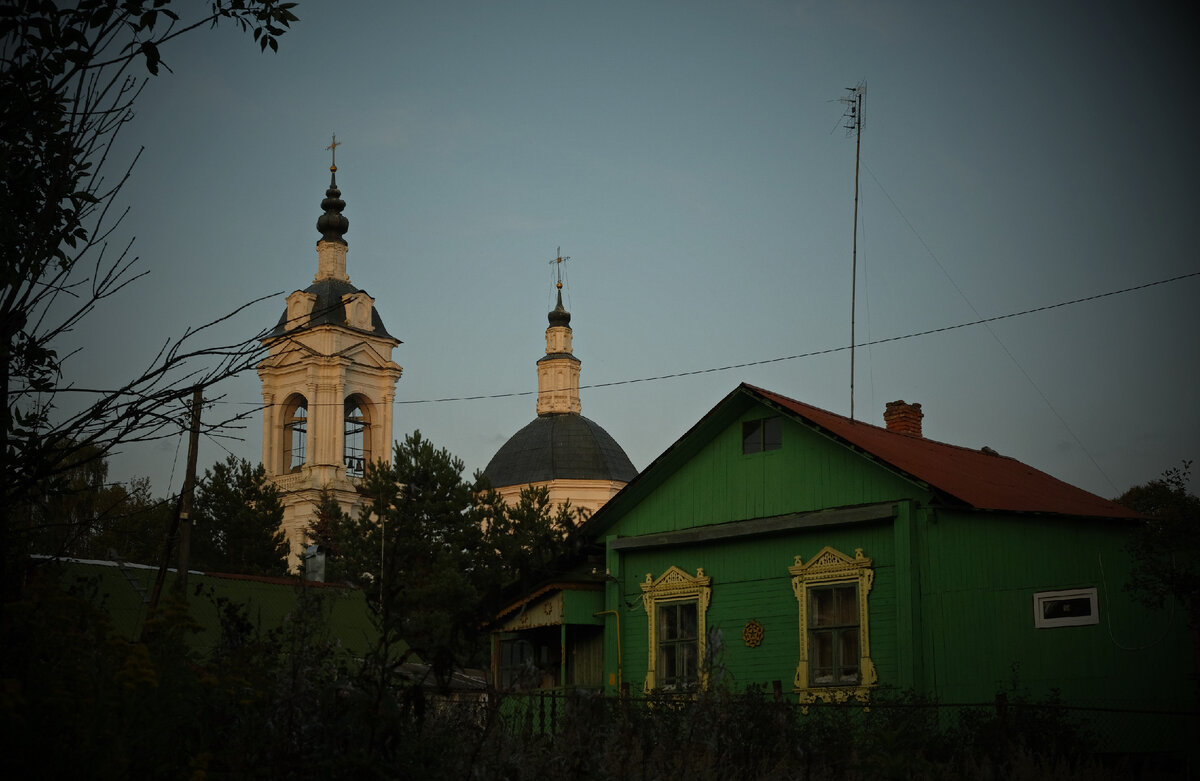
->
[326,134,341,172]
[549,247,571,290]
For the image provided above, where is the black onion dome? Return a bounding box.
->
[548,289,571,328]
[316,169,349,244]
[483,414,637,488]
[267,278,397,341]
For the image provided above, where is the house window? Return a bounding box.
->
[283,396,308,472]
[1033,587,1099,628]
[789,546,876,704]
[641,566,712,692]
[344,397,370,477]
[657,601,699,690]
[742,416,782,454]
[809,584,861,685]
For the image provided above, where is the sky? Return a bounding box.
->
[68,0,1199,500]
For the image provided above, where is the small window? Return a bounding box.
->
[742,416,782,454]
[1033,587,1098,628]
[657,601,699,690]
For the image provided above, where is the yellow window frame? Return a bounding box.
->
[789,546,877,705]
[641,566,712,693]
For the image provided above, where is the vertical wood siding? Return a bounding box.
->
[611,408,926,539]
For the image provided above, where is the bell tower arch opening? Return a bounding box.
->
[343,395,372,477]
[282,393,309,473]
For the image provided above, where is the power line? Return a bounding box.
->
[205,270,1196,410]
[393,271,1199,405]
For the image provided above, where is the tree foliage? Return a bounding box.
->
[1118,460,1200,627]
[317,431,576,687]
[1,0,297,598]
[191,455,288,577]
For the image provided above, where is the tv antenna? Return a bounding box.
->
[840,82,865,420]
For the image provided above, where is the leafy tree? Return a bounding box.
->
[1118,461,1200,624]
[304,487,353,582]
[319,432,584,689]
[14,442,169,564]
[340,432,494,686]
[1,0,297,599]
[191,455,288,577]
[481,482,577,593]
[77,475,173,565]
[1118,461,1200,688]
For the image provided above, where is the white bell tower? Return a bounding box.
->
[257,142,402,567]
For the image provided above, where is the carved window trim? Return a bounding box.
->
[789,546,876,704]
[641,566,712,693]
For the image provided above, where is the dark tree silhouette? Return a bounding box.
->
[1,0,298,598]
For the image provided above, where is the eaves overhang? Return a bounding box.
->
[608,501,899,552]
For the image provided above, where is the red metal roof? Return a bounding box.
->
[748,385,1135,520]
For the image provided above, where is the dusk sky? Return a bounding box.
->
[71,0,1198,500]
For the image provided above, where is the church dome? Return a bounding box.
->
[483,413,637,489]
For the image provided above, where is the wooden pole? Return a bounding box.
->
[146,388,203,619]
[175,387,203,593]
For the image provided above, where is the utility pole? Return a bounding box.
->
[146,388,203,618]
[175,387,203,593]
[840,83,865,420]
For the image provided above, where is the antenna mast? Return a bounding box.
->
[841,83,865,420]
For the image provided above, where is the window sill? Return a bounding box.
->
[794,683,873,709]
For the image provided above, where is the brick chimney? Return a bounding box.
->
[884,400,923,437]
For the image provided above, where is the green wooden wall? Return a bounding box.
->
[916,509,1193,711]
[610,407,929,538]
[604,522,899,695]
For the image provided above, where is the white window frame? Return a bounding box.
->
[1033,587,1099,629]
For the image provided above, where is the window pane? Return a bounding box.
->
[763,416,782,450]
[1043,597,1092,620]
[682,643,697,683]
[661,645,676,681]
[839,628,860,682]
[833,585,858,624]
[659,605,677,641]
[679,603,697,640]
[806,633,835,686]
[742,420,763,454]
[812,588,836,626]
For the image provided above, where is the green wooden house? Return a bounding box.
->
[491,384,1195,748]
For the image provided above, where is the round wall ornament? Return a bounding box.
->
[743,619,765,648]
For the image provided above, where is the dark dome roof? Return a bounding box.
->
[267,278,396,341]
[483,414,637,488]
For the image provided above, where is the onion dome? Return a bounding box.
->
[316,167,349,245]
[548,288,571,328]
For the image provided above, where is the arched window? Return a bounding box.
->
[344,396,370,477]
[284,395,308,472]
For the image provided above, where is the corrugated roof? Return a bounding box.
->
[748,385,1133,519]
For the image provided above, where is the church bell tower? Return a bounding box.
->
[257,143,402,566]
